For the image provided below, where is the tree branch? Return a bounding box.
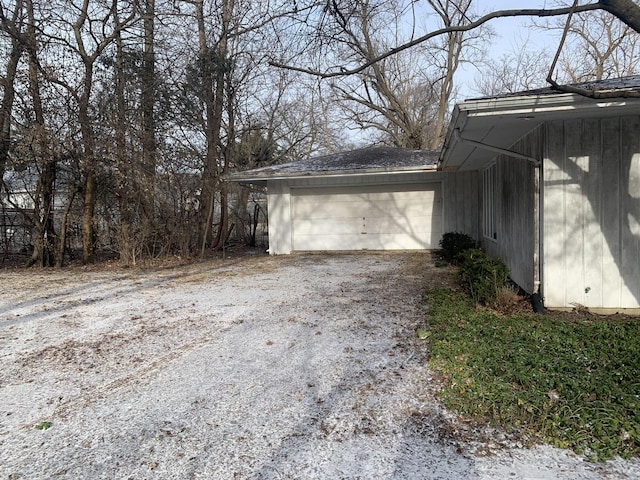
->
[547,0,579,86]
[270,4,603,78]
[600,0,640,32]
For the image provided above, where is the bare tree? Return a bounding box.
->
[140,0,157,231]
[24,0,56,267]
[0,0,63,267]
[535,7,640,83]
[0,1,24,188]
[274,0,640,99]
[54,0,136,263]
[427,0,489,148]
[474,41,552,96]
[301,0,490,149]
[193,0,234,254]
[0,0,335,267]
[0,0,26,262]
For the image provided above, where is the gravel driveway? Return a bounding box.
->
[1,252,638,479]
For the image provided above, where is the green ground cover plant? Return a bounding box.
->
[423,288,640,461]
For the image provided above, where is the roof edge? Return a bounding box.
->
[225,163,438,183]
[439,89,640,169]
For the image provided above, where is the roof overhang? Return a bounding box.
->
[439,92,640,171]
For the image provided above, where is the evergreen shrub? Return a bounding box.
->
[439,232,477,264]
[458,248,509,304]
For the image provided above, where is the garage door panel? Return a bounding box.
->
[294,232,441,251]
[293,217,367,235]
[291,183,443,251]
[294,213,442,236]
[294,196,441,219]
[294,189,434,204]
[293,199,373,218]
[363,214,441,233]
[369,200,440,217]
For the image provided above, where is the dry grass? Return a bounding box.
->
[488,285,533,316]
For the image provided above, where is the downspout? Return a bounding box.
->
[453,128,545,312]
[532,161,545,313]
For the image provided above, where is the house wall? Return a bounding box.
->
[266,171,444,254]
[442,171,480,240]
[266,180,292,254]
[482,127,542,295]
[543,115,640,309]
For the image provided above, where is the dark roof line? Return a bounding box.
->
[467,75,640,101]
[227,146,439,181]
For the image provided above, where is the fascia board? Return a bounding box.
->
[225,165,438,183]
[459,93,639,118]
[439,104,467,168]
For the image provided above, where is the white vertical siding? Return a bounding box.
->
[442,170,480,239]
[543,115,640,309]
[601,117,622,307]
[544,121,568,306]
[266,180,292,254]
[482,165,496,240]
[620,116,640,307]
[582,118,604,308]
[481,128,540,295]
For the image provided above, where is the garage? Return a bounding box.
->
[291,183,442,251]
[226,146,458,255]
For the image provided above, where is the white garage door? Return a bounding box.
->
[291,183,442,251]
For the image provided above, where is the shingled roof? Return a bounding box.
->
[227,146,439,184]
[469,75,640,101]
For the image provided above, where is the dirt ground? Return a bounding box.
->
[1,252,638,479]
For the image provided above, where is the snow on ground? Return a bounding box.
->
[0,252,638,479]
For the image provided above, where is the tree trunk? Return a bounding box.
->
[0,2,23,184]
[250,202,260,247]
[213,66,236,250]
[196,0,235,254]
[114,9,135,264]
[233,186,251,244]
[25,0,55,267]
[0,45,20,182]
[39,159,56,266]
[140,0,156,237]
[79,73,97,264]
[431,30,461,149]
[55,188,78,268]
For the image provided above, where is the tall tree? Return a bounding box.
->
[326,1,443,148]
[280,0,489,149]
[24,0,56,267]
[140,0,156,231]
[474,41,551,96]
[427,0,484,148]
[194,0,234,254]
[0,0,24,186]
[276,1,640,100]
[537,7,640,82]
[113,0,135,263]
[65,0,135,263]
